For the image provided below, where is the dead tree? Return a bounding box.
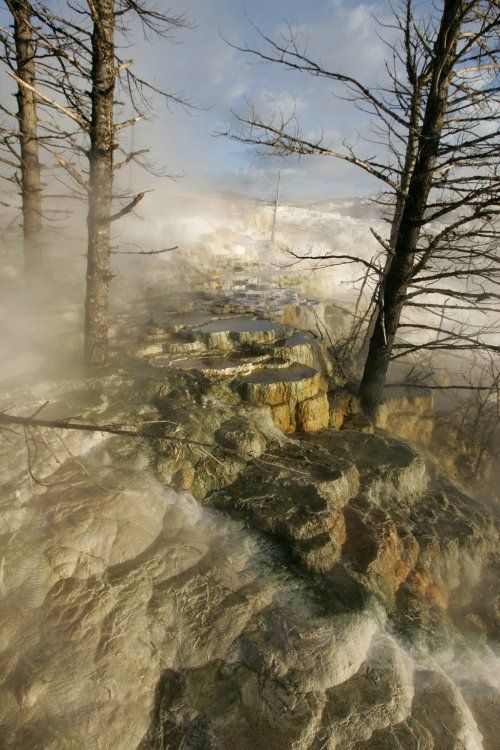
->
[2,1,43,278]
[83,0,116,368]
[360,0,467,410]
[223,0,499,412]
[13,0,193,367]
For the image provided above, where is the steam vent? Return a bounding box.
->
[1,278,498,750]
[1,0,498,745]
[17,294,488,750]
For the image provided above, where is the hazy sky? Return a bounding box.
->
[126,0,413,201]
[0,1,434,202]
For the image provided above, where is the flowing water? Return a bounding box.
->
[0,277,497,750]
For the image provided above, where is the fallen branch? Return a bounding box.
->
[111,245,178,256]
[0,411,319,477]
[0,412,202,444]
[386,382,497,391]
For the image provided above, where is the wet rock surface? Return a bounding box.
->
[146,310,334,434]
[210,443,360,573]
[0,294,498,750]
[145,302,497,632]
[236,363,328,432]
[176,318,284,355]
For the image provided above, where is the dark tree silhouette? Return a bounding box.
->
[2,0,43,278]
[5,0,193,367]
[223,0,499,412]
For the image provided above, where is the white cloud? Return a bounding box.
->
[111,0,398,200]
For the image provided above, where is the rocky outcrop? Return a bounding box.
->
[327,385,434,446]
[145,313,334,434]
[146,325,497,630]
[187,317,285,351]
[354,667,484,750]
[142,629,488,750]
[153,354,256,378]
[215,415,267,458]
[204,426,496,635]
[276,330,334,376]
[236,364,323,405]
[236,364,329,432]
[296,390,330,431]
[314,634,415,748]
[211,443,360,573]
[2,398,442,750]
[311,431,428,504]
[328,388,361,430]
[145,311,498,645]
[2,240,498,750]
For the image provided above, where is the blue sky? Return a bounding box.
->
[125,0,409,200]
[0,1,435,201]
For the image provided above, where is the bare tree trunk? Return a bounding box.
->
[271,166,281,243]
[83,0,115,368]
[360,0,464,413]
[388,100,422,252]
[9,0,43,279]
[359,88,423,358]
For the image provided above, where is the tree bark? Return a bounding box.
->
[83,0,115,368]
[358,82,424,360]
[9,0,43,279]
[388,92,423,253]
[359,0,465,413]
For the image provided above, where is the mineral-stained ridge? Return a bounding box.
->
[0,303,497,750]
